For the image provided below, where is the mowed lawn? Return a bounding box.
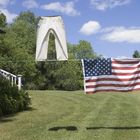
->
[1,91,140,140]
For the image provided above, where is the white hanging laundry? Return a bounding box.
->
[36,16,68,61]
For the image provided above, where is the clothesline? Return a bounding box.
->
[0,59,81,62]
[0,58,140,62]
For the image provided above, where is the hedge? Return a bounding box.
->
[0,76,31,117]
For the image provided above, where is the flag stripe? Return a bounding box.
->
[112,66,140,70]
[85,74,140,81]
[86,77,140,83]
[86,85,140,92]
[86,88,140,94]
[86,82,140,88]
[112,63,140,67]
[86,79,140,86]
[112,69,140,74]
[112,70,140,76]
[112,60,139,64]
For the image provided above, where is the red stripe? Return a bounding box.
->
[86,88,140,94]
[86,77,140,83]
[112,60,139,64]
[86,82,140,88]
[85,70,140,80]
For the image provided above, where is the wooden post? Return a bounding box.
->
[18,75,22,90]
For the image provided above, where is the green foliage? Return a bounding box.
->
[0,11,99,91]
[37,61,83,90]
[47,33,57,60]
[133,50,140,58]
[5,15,36,54]
[54,61,83,90]
[0,11,37,88]
[68,40,98,59]
[0,13,7,28]
[0,76,31,117]
[0,13,6,57]
[15,11,39,26]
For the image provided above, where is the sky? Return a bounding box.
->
[0,0,140,58]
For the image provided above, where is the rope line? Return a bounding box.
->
[0,59,81,62]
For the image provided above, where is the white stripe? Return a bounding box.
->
[112,68,140,73]
[85,79,140,86]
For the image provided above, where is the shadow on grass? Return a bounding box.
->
[48,126,140,132]
[0,118,15,123]
[48,126,78,131]
[0,114,16,123]
[24,107,37,112]
[0,107,36,123]
[86,126,140,130]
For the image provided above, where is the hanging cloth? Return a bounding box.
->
[36,16,68,61]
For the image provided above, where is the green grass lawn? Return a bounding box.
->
[1,90,140,140]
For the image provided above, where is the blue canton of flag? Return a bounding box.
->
[83,58,112,77]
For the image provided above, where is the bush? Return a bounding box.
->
[54,61,83,91]
[36,61,83,91]
[0,76,31,117]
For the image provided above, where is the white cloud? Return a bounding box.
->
[22,0,39,9]
[91,0,131,11]
[0,0,15,7]
[41,1,80,16]
[0,0,9,7]
[0,0,17,23]
[0,8,17,23]
[80,21,101,35]
[101,27,140,43]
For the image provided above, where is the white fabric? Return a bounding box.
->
[36,16,68,61]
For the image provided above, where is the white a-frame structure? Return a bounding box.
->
[36,16,68,61]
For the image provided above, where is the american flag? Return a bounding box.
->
[82,58,140,94]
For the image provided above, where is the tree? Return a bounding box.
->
[47,33,57,60]
[133,50,140,58]
[68,40,98,59]
[6,11,38,54]
[54,61,83,90]
[0,11,38,88]
[14,11,39,26]
[0,13,6,28]
[0,13,7,69]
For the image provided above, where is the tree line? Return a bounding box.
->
[133,50,140,58]
[0,11,139,90]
